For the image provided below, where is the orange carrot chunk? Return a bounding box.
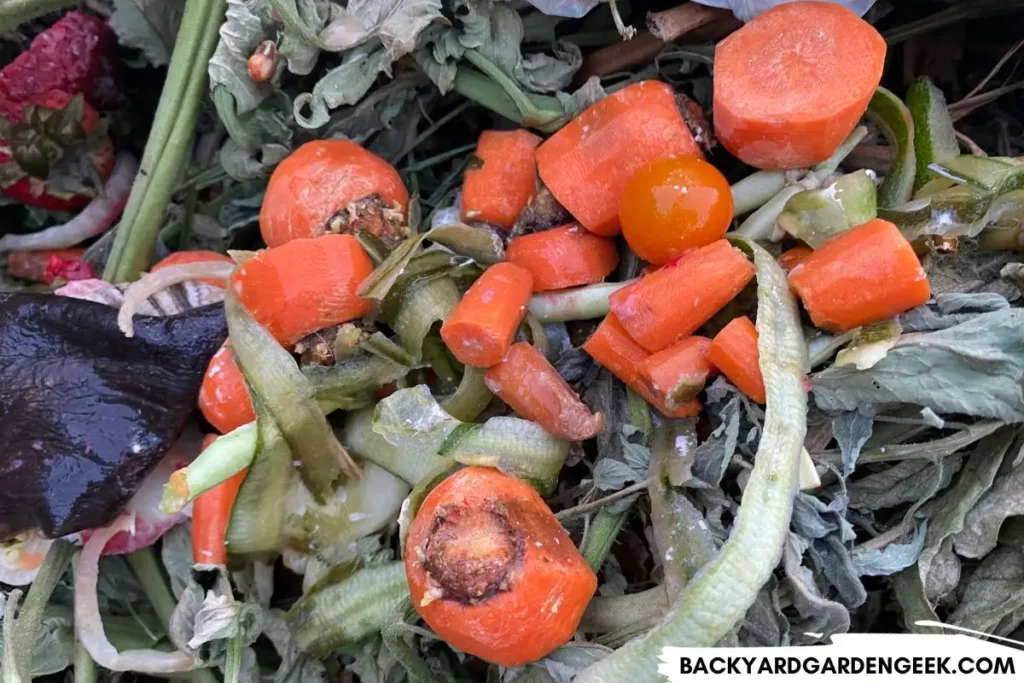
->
[788,218,930,332]
[608,239,755,352]
[582,314,701,418]
[406,467,597,666]
[536,80,702,237]
[152,250,234,288]
[199,342,255,434]
[461,129,541,231]
[260,139,409,247]
[484,342,604,440]
[713,1,886,170]
[708,317,766,404]
[506,224,619,292]
[440,262,533,368]
[229,234,374,345]
[779,245,813,273]
[192,434,248,565]
[8,248,85,282]
[639,336,715,409]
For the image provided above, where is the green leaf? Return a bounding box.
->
[952,432,1024,559]
[851,522,926,577]
[209,0,275,115]
[294,45,394,129]
[341,0,444,59]
[109,0,186,67]
[949,547,1024,633]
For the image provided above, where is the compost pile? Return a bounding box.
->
[1,1,1024,682]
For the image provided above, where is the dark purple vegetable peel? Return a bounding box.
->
[0,293,227,540]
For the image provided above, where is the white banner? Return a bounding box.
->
[659,627,1024,682]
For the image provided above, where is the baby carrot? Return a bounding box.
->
[199,342,255,434]
[406,467,597,666]
[260,139,408,247]
[536,80,702,237]
[7,248,85,282]
[582,314,700,418]
[708,317,766,404]
[608,239,755,352]
[506,224,619,292]
[639,336,715,409]
[461,129,541,231]
[191,435,247,565]
[484,342,604,440]
[230,234,374,345]
[440,262,533,367]
[778,245,813,273]
[788,218,930,332]
[713,1,885,169]
[151,250,234,288]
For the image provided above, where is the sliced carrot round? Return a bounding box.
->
[260,140,408,247]
[708,317,766,404]
[406,467,597,666]
[713,1,886,169]
[536,80,702,237]
[152,250,234,288]
[199,342,255,434]
[461,129,541,231]
[788,218,930,332]
[506,224,619,292]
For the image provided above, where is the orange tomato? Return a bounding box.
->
[619,156,734,266]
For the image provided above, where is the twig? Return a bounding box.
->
[853,519,914,553]
[882,1,1024,46]
[647,3,728,43]
[389,101,472,165]
[962,38,1024,102]
[950,82,1024,122]
[556,478,651,520]
[955,130,987,156]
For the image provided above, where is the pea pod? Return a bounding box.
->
[575,239,808,683]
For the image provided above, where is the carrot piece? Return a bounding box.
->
[582,314,701,418]
[608,239,755,352]
[461,129,541,231]
[260,139,408,247]
[506,223,619,292]
[229,234,374,345]
[151,250,234,288]
[439,262,533,368]
[708,317,766,404]
[484,342,604,440]
[199,342,255,434]
[788,218,931,332]
[778,245,813,273]
[7,248,85,282]
[191,434,248,565]
[713,1,886,169]
[535,80,702,237]
[639,336,715,409]
[406,467,597,666]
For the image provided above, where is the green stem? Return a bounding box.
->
[581,587,668,634]
[10,541,75,683]
[581,509,629,572]
[74,638,96,683]
[103,0,227,282]
[528,280,634,323]
[731,171,786,217]
[401,143,476,173]
[391,101,473,164]
[0,0,75,31]
[460,51,568,131]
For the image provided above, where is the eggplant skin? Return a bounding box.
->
[0,293,227,540]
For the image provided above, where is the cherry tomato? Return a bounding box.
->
[619,156,734,265]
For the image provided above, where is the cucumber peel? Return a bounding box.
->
[907,77,959,191]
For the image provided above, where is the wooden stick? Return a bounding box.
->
[647,2,730,42]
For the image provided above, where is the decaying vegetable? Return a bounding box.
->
[405,467,597,666]
[639,336,715,409]
[461,129,542,231]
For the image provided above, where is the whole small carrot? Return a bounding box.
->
[440,262,533,367]
[7,248,85,282]
[199,342,255,434]
[406,467,597,666]
[582,314,700,418]
[506,224,619,292]
[639,336,715,409]
[708,317,766,404]
[230,234,374,345]
[192,435,247,565]
[609,239,755,352]
[713,1,885,169]
[536,80,702,237]
[461,129,541,231]
[788,218,930,332]
[484,342,604,440]
[151,250,234,288]
[778,246,813,273]
[260,140,408,247]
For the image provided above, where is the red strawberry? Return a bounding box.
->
[0,11,118,124]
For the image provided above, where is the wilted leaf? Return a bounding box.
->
[161,523,194,599]
[340,0,444,58]
[852,522,927,576]
[690,395,740,487]
[791,493,855,542]
[953,433,1024,558]
[850,458,961,512]
[109,0,186,67]
[901,292,1010,332]
[738,576,790,647]
[812,309,1024,422]
[949,547,1024,633]
[832,406,875,475]
[294,45,394,129]
[592,458,640,492]
[262,609,328,683]
[808,534,866,608]
[373,384,459,453]
[783,534,850,644]
[892,567,942,634]
[209,0,275,115]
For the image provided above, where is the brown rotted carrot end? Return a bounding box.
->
[327,195,408,245]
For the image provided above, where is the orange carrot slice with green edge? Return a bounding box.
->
[708,317,766,404]
[461,129,541,231]
[788,218,930,332]
[536,80,702,237]
[713,1,885,170]
[506,223,619,292]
